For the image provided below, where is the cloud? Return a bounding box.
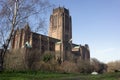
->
[95,48,116,54]
[92,48,120,63]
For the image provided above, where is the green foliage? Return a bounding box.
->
[43,54,53,62]
[0,71,78,80]
[42,51,55,63]
[0,71,120,80]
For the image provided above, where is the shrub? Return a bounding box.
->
[4,49,26,71]
[60,61,78,73]
[77,60,92,73]
[91,58,107,73]
[42,51,55,63]
[107,60,120,72]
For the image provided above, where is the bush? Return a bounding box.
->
[91,58,107,73]
[4,49,42,71]
[60,61,78,73]
[107,60,120,72]
[43,53,53,62]
[4,49,27,71]
[77,60,92,73]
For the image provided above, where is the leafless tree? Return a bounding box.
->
[0,0,52,71]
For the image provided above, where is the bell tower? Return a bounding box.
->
[49,7,72,61]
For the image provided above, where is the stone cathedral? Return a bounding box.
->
[11,7,90,62]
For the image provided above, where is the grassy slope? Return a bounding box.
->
[0,71,120,80]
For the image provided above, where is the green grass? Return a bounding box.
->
[0,71,120,80]
[79,72,120,80]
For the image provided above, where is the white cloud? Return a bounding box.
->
[95,48,116,54]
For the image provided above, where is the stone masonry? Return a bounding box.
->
[11,7,90,62]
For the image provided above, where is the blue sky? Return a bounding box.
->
[47,0,120,63]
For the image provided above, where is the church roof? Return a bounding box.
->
[32,32,60,42]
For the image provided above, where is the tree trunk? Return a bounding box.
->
[0,49,3,72]
[0,0,18,72]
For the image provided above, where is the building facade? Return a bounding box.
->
[11,7,90,62]
[49,7,72,61]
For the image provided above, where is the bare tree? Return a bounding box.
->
[0,0,52,71]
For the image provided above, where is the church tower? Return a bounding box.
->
[49,7,72,61]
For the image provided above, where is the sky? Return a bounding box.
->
[46,0,120,63]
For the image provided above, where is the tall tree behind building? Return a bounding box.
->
[0,0,52,71]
